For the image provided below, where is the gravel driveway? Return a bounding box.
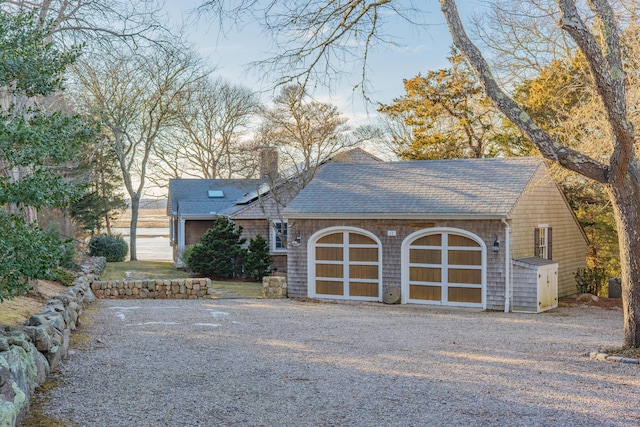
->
[30,299,640,426]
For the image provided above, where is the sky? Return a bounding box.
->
[163,1,479,125]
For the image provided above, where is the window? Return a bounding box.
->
[272,221,288,252]
[534,226,553,259]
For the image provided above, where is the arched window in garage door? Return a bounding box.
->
[402,228,486,308]
[309,227,382,301]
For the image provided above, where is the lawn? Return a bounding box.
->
[100,260,191,281]
[100,260,262,298]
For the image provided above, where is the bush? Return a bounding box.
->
[44,224,78,269]
[182,245,195,267]
[245,235,272,281]
[575,266,607,296]
[0,211,62,300]
[89,234,128,262]
[186,217,247,279]
[47,267,76,286]
[58,238,78,269]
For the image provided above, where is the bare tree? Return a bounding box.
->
[0,0,169,46]
[0,0,172,229]
[73,44,207,260]
[199,0,640,349]
[150,77,261,183]
[259,85,354,187]
[441,0,640,348]
[198,1,429,96]
[469,0,576,85]
[254,84,365,246]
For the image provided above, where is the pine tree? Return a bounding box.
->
[186,216,247,279]
[0,10,92,300]
[245,235,272,281]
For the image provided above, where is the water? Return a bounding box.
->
[111,227,172,261]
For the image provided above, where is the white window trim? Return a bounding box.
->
[537,224,549,260]
[271,220,288,253]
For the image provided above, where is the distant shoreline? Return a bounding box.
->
[111,227,169,238]
[112,208,169,229]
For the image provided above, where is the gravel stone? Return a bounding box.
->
[33,299,640,426]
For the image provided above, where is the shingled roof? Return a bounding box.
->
[283,157,544,219]
[167,179,261,218]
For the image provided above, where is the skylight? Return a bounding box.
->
[208,190,224,198]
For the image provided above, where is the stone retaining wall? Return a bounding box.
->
[0,257,105,427]
[262,276,287,298]
[90,278,213,299]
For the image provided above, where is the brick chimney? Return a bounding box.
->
[259,147,279,179]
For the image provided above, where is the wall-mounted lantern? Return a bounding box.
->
[492,236,500,253]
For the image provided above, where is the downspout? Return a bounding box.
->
[502,218,511,312]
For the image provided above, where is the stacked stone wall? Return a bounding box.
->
[262,276,287,298]
[90,278,213,299]
[0,257,105,427]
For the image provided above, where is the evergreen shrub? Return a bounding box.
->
[89,234,128,262]
[245,235,272,281]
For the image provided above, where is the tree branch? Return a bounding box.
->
[556,0,635,182]
[440,0,608,183]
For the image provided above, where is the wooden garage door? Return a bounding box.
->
[407,232,484,307]
[314,231,380,300]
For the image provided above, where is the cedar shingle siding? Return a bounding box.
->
[284,157,587,310]
[286,218,508,310]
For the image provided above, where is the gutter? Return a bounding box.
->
[283,212,509,221]
[503,218,511,313]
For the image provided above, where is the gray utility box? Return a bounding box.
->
[511,257,559,313]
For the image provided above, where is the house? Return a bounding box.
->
[282,157,587,312]
[167,148,382,272]
[166,178,261,268]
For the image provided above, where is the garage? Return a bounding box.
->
[402,228,486,308]
[309,227,382,301]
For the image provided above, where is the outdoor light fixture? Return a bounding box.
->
[492,236,500,252]
[290,236,302,247]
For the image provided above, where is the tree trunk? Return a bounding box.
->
[440,0,639,348]
[129,195,140,261]
[608,174,640,348]
[105,213,111,235]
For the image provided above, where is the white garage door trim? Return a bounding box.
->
[401,227,487,309]
[308,226,383,301]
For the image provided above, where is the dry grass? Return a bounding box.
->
[100,260,190,281]
[208,280,262,298]
[603,346,640,359]
[0,280,68,326]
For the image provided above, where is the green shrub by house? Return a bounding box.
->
[245,235,272,281]
[89,234,128,262]
[186,217,247,279]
